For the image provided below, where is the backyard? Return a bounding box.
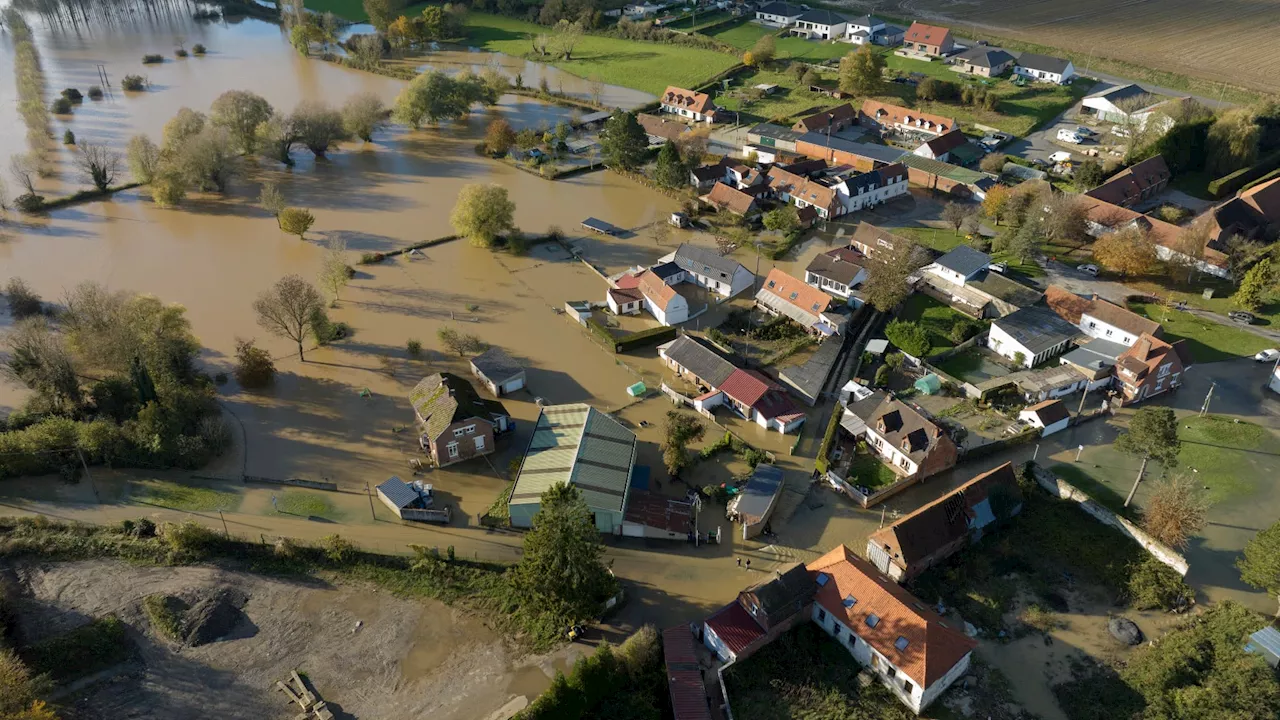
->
[899,294,974,354]
[714,68,838,125]
[843,452,900,490]
[708,21,853,61]
[933,347,1012,385]
[1128,302,1272,363]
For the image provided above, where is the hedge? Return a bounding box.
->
[813,405,843,475]
[585,317,617,347]
[1207,149,1280,198]
[614,325,678,353]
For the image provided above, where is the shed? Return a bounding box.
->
[376,476,451,524]
[728,464,784,539]
[470,347,526,396]
[583,217,620,235]
[865,338,889,355]
[1245,626,1280,668]
[914,373,942,395]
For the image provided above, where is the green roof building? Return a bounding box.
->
[508,403,637,532]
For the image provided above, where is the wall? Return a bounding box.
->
[1031,464,1189,575]
[905,166,972,198]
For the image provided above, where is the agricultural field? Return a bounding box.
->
[836,0,1280,98]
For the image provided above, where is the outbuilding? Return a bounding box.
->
[469,347,526,396]
[727,464,784,539]
[1018,399,1071,436]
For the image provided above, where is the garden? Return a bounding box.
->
[894,293,981,356]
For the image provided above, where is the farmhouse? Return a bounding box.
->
[902,21,953,57]
[844,15,903,46]
[508,403,637,531]
[410,373,511,468]
[1080,297,1159,346]
[988,306,1078,367]
[702,181,760,216]
[866,462,1023,582]
[658,335,807,433]
[793,103,857,133]
[1078,194,1230,278]
[913,129,970,163]
[951,47,1015,77]
[756,268,847,336]
[1013,52,1075,84]
[469,346,526,396]
[1019,399,1071,436]
[805,246,868,302]
[791,8,846,39]
[704,561,813,664]
[860,100,956,137]
[1085,155,1171,208]
[1208,176,1280,242]
[842,394,958,482]
[1114,333,1191,405]
[753,1,804,27]
[662,242,756,298]
[637,112,691,145]
[660,86,718,123]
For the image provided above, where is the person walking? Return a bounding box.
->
[736,557,742,568]
[745,558,752,571]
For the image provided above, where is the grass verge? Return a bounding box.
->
[1129,302,1271,362]
[21,615,131,683]
[142,594,186,642]
[275,490,343,520]
[131,479,241,513]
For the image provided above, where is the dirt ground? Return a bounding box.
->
[4,559,584,720]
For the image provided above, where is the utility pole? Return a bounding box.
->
[76,448,99,503]
[1074,386,1090,424]
[365,481,377,521]
[1075,444,1084,461]
[218,510,230,538]
[1124,456,1148,507]
[1199,381,1215,417]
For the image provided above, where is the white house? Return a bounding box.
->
[805,246,868,303]
[808,546,977,713]
[1078,300,1162,347]
[924,245,990,286]
[844,16,901,45]
[754,1,804,27]
[792,9,846,40]
[1081,84,1183,133]
[1270,364,1280,395]
[1018,399,1071,437]
[1013,52,1075,84]
[913,129,970,163]
[660,86,718,124]
[988,307,1078,368]
[661,243,755,298]
[615,269,688,326]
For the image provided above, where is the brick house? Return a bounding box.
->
[902,21,954,56]
[1114,333,1192,405]
[1084,155,1170,208]
[843,394,958,482]
[410,373,511,468]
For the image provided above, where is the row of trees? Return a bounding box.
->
[383,3,468,47]
[5,7,52,207]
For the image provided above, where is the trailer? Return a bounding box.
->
[582,217,621,235]
[376,476,451,524]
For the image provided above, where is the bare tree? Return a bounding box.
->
[76,141,121,191]
[9,154,38,196]
[941,201,971,235]
[1114,94,1161,158]
[253,275,324,361]
[1143,475,1209,550]
[318,236,351,305]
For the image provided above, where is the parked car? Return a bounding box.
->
[1048,151,1073,164]
[1254,349,1280,362]
[1077,264,1099,276]
[1229,310,1257,324]
[1074,126,1097,137]
[990,262,1008,273]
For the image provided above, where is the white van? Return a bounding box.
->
[1057,128,1085,143]
[1048,151,1073,164]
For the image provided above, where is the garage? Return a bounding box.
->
[469,347,526,398]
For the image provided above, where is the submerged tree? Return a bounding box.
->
[318,236,351,305]
[209,90,274,155]
[233,338,276,389]
[76,141,120,191]
[599,111,647,170]
[126,134,161,184]
[450,183,515,248]
[1238,520,1280,617]
[341,92,386,143]
[1116,406,1181,507]
[292,100,348,157]
[278,207,316,240]
[660,410,704,477]
[2,317,83,413]
[256,113,301,165]
[253,275,325,361]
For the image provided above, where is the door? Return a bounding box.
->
[502,377,524,394]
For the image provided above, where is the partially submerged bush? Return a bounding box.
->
[320,534,355,564]
[62,129,76,145]
[174,48,189,58]
[61,87,83,101]
[13,193,45,213]
[406,339,423,358]
[233,338,276,389]
[4,278,44,318]
[1127,556,1194,610]
[192,43,207,55]
[50,97,73,114]
[142,54,164,64]
[87,85,104,100]
[121,74,146,91]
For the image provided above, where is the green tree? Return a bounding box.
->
[450,183,515,248]
[278,207,315,240]
[259,180,285,226]
[763,205,799,233]
[599,111,648,170]
[209,90,273,154]
[660,410,704,476]
[514,483,617,620]
[838,45,885,96]
[1116,406,1180,507]
[652,140,684,188]
[292,100,348,157]
[484,118,516,155]
[750,34,776,65]
[1206,108,1261,176]
[884,319,930,357]
[1075,158,1105,190]
[1232,258,1272,311]
[318,236,350,305]
[364,0,396,32]
[126,134,160,183]
[392,70,481,128]
[419,5,446,39]
[256,113,301,165]
[341,92,386,143]
[1238,520,1280,616]
[863,237,924,312]
[253,274,324,361]
[233,337,276,389]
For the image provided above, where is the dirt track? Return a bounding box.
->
[5,560,582,720]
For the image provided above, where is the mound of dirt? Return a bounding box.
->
[183,589,247,647]
[1108,617,1143,646]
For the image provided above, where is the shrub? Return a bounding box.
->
[175,48,189,58]
[160,520,222,560]
[61,88,83,102]
[192,43,207,55]
[87,85,104,100]
[1127,557,1194,610]
[278,207,316,239]
[949,319,978,343]
[358,252,385,264]
[233,338,276,389]
[406,339,423,358]
[321,534,355,564]
[13,193,45,213]
[874,364,890,387]
[884,319,930,357]
[142,54,164,64]
[62,129,75,144]
[311,309,350,345]
[142,594,185,641]
[884,351,904,369]
[121,74,146,91]
[50,97,73,114]
[5,278,44,319]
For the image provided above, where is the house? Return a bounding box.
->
[844,15,902,45]
[1058,337,1129,391]
[469,346,526,396]
[659,336,807,433]
[1079,297,1161,346]
[903,22,953,56]
[508,403,637,531]
[659,334,736,390]
[860,100,956,137]
[988,306,1078,367]
[1077,194,1230,278]
[850,221,907,257]
[805,246,868,302]
[638,269,691,325]
[1081,84,1185,132]
[867,462,1022,582]
[753,1,804,26]
[917,246,1041,318]
[725,162,767,189]
[1240,176,1280,227]
[703,561,814,663]
[793,103,857,134]
[637,112,691,145]
[1013,52,1075,84]
[1085,155,1171,208]
[844,394,958,482]
[808,546,977,713]
[727,463,787,538]
[898,154,995,200]
[769,162,909,218]
[702,181,759,217]
[914,129,970,162]
[1207,176,1280,242]
[409,373,511,468]
[690,158,731,190]
[794,132,908,170]
[792,9,846,39]
[663,242,756,298]
[1019,399,1071,436]
[925,245,991,285]
[756,268,847,337]
[951,46,1015,77]
[660,86,717,123]
[663,625,712,720]
[1114,333,1191,405]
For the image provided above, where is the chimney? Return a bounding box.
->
[1136,337,1153,361]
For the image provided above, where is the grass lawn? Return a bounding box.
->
[463,13,739,96]
[990,250,1045,279]
[894,225,968,252]
[708,22,851,61]
[131,479,242,513]
[845,453,900,490]
[21,616,131,683]
[662,10,733,31]
[715,68,835,124]
[900,293,970,351]
[275,490,344,520]
[1129,302,1272,362]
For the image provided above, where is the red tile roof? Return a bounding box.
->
[1043,285,1092,325]
[1242,176,1280,223]
[663,625,712,720]
[759,267,835,318]
[718,368,771,408]
[904,21,951,47]
[662,86,715,116]
[1085,155,1170,207]
[705,601,765,656]
[638,270,679,311]
[793,103,857,133]
[704,182,758,215]
[808,545,976,687]
[860,100,956,135]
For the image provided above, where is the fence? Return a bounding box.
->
[1030,464,1189,575]
[925,334,982,364]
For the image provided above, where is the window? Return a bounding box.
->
[903,679,914,694]
[474,436,486,451]
[1088,321,1097,329]
[1105,329,1113,337]
[894,636,909,651]
[454,427,466,437]
[817,608,827,622]
[886,666,896,680]
[465,424,476,435]
[446,442,459,459]
[832,624,841,639]
[865,614,880,628]
[843,594,857,608]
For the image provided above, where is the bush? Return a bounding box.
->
[5,278,44,318]
[321,534,355,564]
[949,319,978,343]
[874,364,890,387]
[884,319,930,358]
[62,129,76,144]
[612,325,678,353]
[233,338,276,389]
[192,43,207,55]
[87,85,104,100]
[142,54,164,64]
[13,193,45,213]
[175,48,189,58]
[160,520,223,560]
[61,87,83,101]
[358,252,385,264]
[884,352,904,369]
[1126,556,1194,610]
[50,97,73,114]
[406,339,423,358]
[121,74,146,91]
[813,405,843,474]
[143,594,185,641]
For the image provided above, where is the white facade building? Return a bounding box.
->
[792,9,846,40]
[754,1,804,26]
[988,307,1077,368]
[1013,53,1075,85]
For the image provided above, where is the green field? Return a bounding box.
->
[707,22,851,61]
[131,479,242,512]
[662,10,733,31]
[275,490,345,520]
[1129,302,1272,362]
[713,68,837,124]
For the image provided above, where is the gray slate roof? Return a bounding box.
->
[797,8,845,25]
[651,260,685,281]
[749,123,804,144]
[1086,83,1153,104]
[934,245,991,278]
[966,270,1042,308]
[735,464,784,522]
[956,46,1015,68]
[662,335,737,387]
[376,476,420,509]
[993,307,1078,355]
[1060,338,1128,371]
[757,1,804,16]
[509,404,637,514]
[470,347,522,384]
[674,243,746,282]
[410,373,509,442]
[1015,52,1071,75]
